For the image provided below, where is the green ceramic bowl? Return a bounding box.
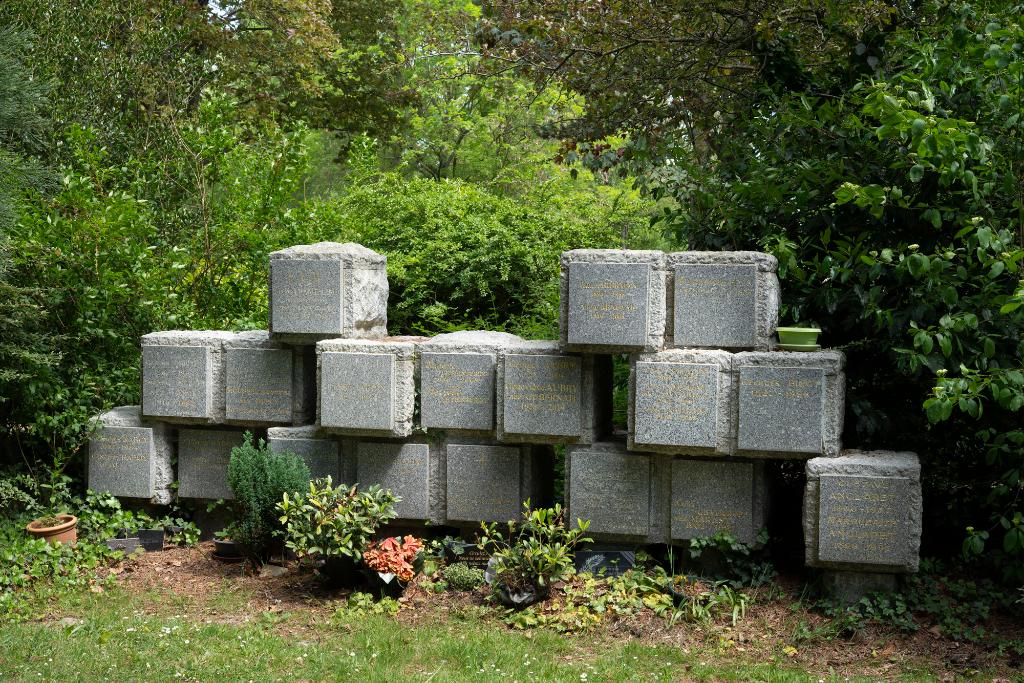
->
[776,326,821,346]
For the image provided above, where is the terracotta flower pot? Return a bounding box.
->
[26,514,78,546]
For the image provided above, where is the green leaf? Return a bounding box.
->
[909,164,924,182]
[921,208,942,228]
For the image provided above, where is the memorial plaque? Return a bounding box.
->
[177,429,244,499]
[320,352,394,431]
[674,264,757,348]
[269,437,339,481]
[818,475,910,566]
[142,345,210,418]
[356,442,430,520]
[225,348,293,423]
[634,362,717,448]
[446,445,521,523]
[420,352,495,431]
[271,259,343,334]
[738,366,824,453]
[671,460,754,543]
[567,262,650,347]
[88,426,154,499]
[503,354,581,437]
[569,450,649,537]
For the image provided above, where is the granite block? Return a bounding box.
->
[666,251,780,350]
[177,428,248,499]
[560,250,666,352]
[267,425,341,481]
[87,406,174,504]
[355,441,433,523]
[269,242,388,343]
[670,459,766,544]
[803,451,922,573]
[445,444,523,523]
[224,331,314,426]
[628,349,734,456]
[141,331,233,424]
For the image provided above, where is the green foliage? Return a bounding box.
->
[479,503,591,596]
[443,563,486,592]
[332,591,401,620]
[226,433,310,563]
[277,477,398,563]
[685,530,777,588]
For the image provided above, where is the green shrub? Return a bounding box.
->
[227,432,310,563]
[444,562,486,592]
[277,477,397,563]
[479,503,591,597]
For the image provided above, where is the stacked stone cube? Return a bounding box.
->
[89,240,921,594]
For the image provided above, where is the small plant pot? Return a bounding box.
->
[26,514,78,546]
[319,555,360,586]
[213,538,243,562]
[494,582,548,609]
[363,569,406,598]
[106,537,141,553]
[776,326,821,347]
[137,529,165,552]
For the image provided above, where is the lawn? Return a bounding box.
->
[0,546,1014,682]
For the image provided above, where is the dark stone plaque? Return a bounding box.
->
[671,460,755,543]
[567,262,650,347]
[420,352,495,431]
[502,354,582,437]
[142,345,210,419]
[446,445,521,523]
[177,429,244,499]
[738,365,824,454]
[634,362,717,448]
[320,352,394,431]
[818,475,910,566]
[88,426,154,499]
[674,264,757,348]
[356,442,430,520]
[225,348,293,423]
[270,259,343,334]
[569,449,649,537]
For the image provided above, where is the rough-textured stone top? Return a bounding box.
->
[266,425,333,440]
[503,340,563,355]
[269,242,386,267]
[734,349,845,373]
[94,405,144,427]
[223,330,284,349]
[423,330,523,351]
[141,330,235,346]
[561,249,664,264]
[317,337,425,359]
[807,450,920,478]
[636,348,733,370]
[666,251,778,272]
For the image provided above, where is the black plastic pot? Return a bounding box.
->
[319,555,360,586]
[137,529,164,552]
[363,569,406,598]
[213,538,243,562]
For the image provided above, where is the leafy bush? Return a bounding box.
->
[444,563,486,592]
[479,503,591,601]
[685,530,776,588]
[227,433,310,563]
[277,477,398,563]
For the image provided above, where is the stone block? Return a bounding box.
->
[735,351,845,458]
[317,338,420,438]
[803,451,922,573]
[87,406,174,504]
[355,440,435,523]
[628,349,734,456]
[443,440,551,524]
[566,442,669,542]
[224,331,315,426]
[496,341,611,444]
[559,250,666,352]
[266,426,342,481]
[141,331,233,424]
[419,332,523,435]
[177,428,248,500]
[669,459,766,545]
[666,251,780,350]
[269,242,388,343]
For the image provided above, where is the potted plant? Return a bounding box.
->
[479,502,591,608]
[363,535,424,597]
[26,513,78,546]
[277,477,398,586]
[776,325,822,350]
[226,432,310,565]
[213,529,244,562]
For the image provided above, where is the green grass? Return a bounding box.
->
[0,585,890,683]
